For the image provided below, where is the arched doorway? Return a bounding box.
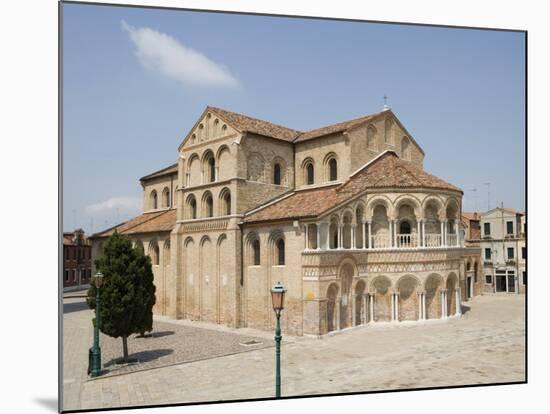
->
[339,263,354,329]
[326,283,339,333]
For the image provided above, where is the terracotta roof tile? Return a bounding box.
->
[140,163,178,181]
[462,212,480,221]
[244,185,341,223]
[339,152,462,194]
[209,106,301,142]
[245,151,462,223]
[92,210,176,238]
[294,111,385,142]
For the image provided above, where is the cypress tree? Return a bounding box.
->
[87,231,156,362]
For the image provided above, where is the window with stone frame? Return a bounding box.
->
[484,248,491,260]
[483,222,491,236]
[485,275,492,284]
[506,221,514,235]
[507,247,514,259]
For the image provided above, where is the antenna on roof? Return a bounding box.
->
[483,182,491,211]
[383,95,390,111]
[470,188,477,212]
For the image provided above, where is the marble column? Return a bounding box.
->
[369,293,375,322]
[363,294,368,324]
[352,294,356,326]
[316,224,321,250]
[441,290,446,318]
[421,292,426,320]
[395,292,399,321]
[367,221,372,249]
[338,225,343,250]
[335,297,341,330]
[440,221,445,247]
[304,224,309,250]
[351,225,356,249]
[392,220,398,248]
[417,220,421,247]
[454,222,460,246]
[362,222,367,249]
[422,220,427,247]
[391,292,396,321]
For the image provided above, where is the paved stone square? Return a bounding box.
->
[63,294,525,411]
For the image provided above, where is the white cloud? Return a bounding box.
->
[121,20,239,88]
[85,196,141,215]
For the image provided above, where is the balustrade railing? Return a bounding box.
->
[425,233,442,248]
[446,234,458,246]
[306,230,463,252]
[396,234,418,248]
[370,234,391,249]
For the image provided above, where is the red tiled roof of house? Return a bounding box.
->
[92,209,176,238]
[462,212,480,221]
[209,106,301,142]
[140,163,178,182]
[243,185,341,223]
[339,151,462,194]
[245,151,462,223]
[294,112,385,142]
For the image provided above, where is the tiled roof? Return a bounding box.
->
[209,106,301,142]
[338,151,462,193]
[92,209,176,238]
[243,185,341,223]
[245,151,462,223]
[140,163,178,181]
[293,111,385,142]
[462,212,480,221]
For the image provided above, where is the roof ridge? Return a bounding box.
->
[209,106,302,134]
[98,210,168,237]
[140,163,178,181]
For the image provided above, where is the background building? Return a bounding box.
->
[63,229,92,291]
[461,212,483,300]
[480,208,526,294]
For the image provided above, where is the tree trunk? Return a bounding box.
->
[122,336,128,361]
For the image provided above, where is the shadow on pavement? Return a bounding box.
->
[63,300,89,314]
[461,303,471,314]
[104,348,174,368]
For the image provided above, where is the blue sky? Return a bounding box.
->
[63,3,525,234]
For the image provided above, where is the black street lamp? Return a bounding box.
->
[270,281,287,399]
[90,271,104,377]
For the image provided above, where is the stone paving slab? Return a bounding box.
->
[63,294,526,411]
[96,320,273,377]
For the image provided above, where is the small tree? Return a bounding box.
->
[87,232,156,362]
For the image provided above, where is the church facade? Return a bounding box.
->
[90,106,469,336]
